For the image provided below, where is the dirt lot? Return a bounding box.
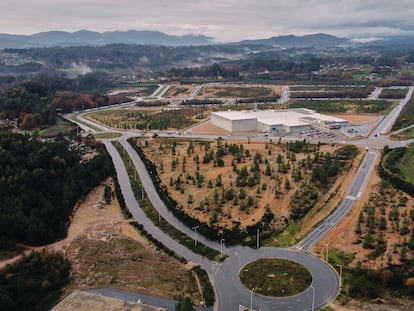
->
[330,113,380,125]
[164,85,194,99]
[61,179,200,303]
[198,83,281,99]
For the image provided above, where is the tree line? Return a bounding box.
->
[0,73,121,129]
[0,250,70,311]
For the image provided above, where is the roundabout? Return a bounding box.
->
[214,247,339,311]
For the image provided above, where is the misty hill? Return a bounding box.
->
[238,33,350,47]
[0,30,214,48]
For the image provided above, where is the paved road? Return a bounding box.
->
[63,84,414,311]
[215,247,338,311]
[377,87,414,135]
[278,86,290,104]
[189,85,202,100]
[368,87,383,100]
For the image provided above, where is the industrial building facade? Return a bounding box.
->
[211,108,348,134]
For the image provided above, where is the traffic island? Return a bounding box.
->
[239,258,312,297]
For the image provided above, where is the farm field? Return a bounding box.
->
[198,84,281,99]
[290,99,396,114]
[134,137,361,245]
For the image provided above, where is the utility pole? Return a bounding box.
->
[220,239,225,258]
[250,288,255,311]
[310,285,315,311]
[336,264,343,282]
[257,229,260,249]
[192,226,199,246]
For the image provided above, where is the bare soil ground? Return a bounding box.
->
[297,147,366,239]
[164,85,193,99]
[316,154,414,311]
[61,180,200,303]
[330,114,380,125]
[198,84,281,99]
[138,138,356,233]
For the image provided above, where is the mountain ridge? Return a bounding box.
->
[1,30,411,49]
[0,30,214,48]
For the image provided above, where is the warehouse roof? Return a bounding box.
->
[212,108,347,127]
[212,111,257,121]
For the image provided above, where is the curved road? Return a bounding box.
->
[65,85,414,311]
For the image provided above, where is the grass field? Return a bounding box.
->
[239,259,312,297]
[397,145,414,184]
[199,86,274,98]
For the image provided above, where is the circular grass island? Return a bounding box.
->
[239,258,312,297]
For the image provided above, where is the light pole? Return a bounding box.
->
[336,264,343,282]
[220,238,225,257]
[324,243,329,263]
[256,228,260,249]
[250,288,255,311]
[310,284,315,311]
[192,226,199,246]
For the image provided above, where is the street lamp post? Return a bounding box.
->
[192,226,199,246]
[310,284,315,311]
[220,239,225,257]
[336,264,343,282]
[256,229,260,249]
[324,243,329,263]
[250,288,255,311]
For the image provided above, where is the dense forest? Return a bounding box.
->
[0,131,114,245]
[0,250,70,311]
[0,73,128,128]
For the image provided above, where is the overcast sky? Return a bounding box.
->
[2,0,414,42]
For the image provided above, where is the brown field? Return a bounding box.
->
[137,137,360,236]
[164,85,194,99]
[62,180,201,303]
[318,169,414,269]
[198,84,281,99]
[330,113,380,125]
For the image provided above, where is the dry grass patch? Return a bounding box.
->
[136,137,357,244]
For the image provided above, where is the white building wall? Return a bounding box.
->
[290,124,311,133]
[211,113,234,132]
[232,118,257,132]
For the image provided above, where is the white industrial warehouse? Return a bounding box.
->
[211,108,348,134]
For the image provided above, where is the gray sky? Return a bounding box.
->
[2,0,414,42]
